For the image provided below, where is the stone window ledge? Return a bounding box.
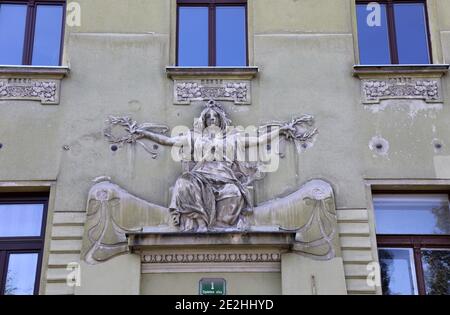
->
[166,66,259,79]
[0,65,70,105]
[166,66,259,105]
[353,64,449,104]
[353,64,449,77]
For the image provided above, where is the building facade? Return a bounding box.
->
[0,0,449,295]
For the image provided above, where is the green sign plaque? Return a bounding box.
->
[199,278,226,295]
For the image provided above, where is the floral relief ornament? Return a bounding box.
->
[0,79,59,104]
[175,81,250,105]
[362,77,441,104]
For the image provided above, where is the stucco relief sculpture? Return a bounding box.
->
[361,77,442,104]
[174,80,250,105]
[0,78,60,104]
[82,100,340,264]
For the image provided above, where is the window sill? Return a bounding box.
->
[353,64,449,77]
[353,64,449,104]
[166,66,259,105]
[0,65,70,105]
[166,66,259,80]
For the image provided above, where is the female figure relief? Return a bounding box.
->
[83,101,338,266]
[135,100,296,232]
[137,101,287,231]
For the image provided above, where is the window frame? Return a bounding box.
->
[0,0,66,66]
[176,0,248,67]
[0,193,49,295]
[356,0,433,65]
[374,191,450,295]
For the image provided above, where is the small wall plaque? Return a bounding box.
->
[199,278,226,295]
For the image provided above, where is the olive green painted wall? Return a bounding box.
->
[1,0,449,295]
[141,272,281,295]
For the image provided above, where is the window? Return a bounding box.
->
[374,194,450,295]
[177,0,248,67]
[356,1,431,65]
[0,193,48,295]
[0,0,65,66]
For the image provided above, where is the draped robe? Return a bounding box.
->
[169,132,253,229]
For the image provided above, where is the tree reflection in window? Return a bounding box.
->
[432,204,450,235]
[378,248,417,295]
[379,249,393,295]
[4,273,18,295]
[421,250,450,295]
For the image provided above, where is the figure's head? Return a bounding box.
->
[197,100,231,132]
[205,109,219,127]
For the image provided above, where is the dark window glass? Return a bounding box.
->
[394,3,430,64]
[379,248,418,295]
[0,1,64,66]
[356,3,391,64]
[421,249,450,295]
[374,194,450,235]
[4,253,39,295]
[0,4,27,65]
[356,1,431,65]
[0,204,44,237]
[32,4,64,66]
[177,1,248,67]
[0,194,48,296]
[178,7,209,66]
[216,6,246,66]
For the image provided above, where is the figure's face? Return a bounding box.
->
[205,110,219,127]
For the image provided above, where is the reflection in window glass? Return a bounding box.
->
[0,204,44,237]
[356,3,391,65]
[379,248,418,295]
[216,6,246,66]
[178,7,209,66]
[394,3,430,64]
[0,4,27,65]
[374,194,450,235]
[32,5,64,66]
[5,253,39,295]
[421,249,450,295]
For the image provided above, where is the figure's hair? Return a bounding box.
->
[196,100,231,132]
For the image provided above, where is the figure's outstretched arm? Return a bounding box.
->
[245,126,293,148]
[137,129,187,147]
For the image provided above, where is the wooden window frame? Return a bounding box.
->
[176,0,248,66]
[374,191,450,295]
[0,0,66,66]
[356,0,433,64]
[378,235,450,295]
[0,193,49,295]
